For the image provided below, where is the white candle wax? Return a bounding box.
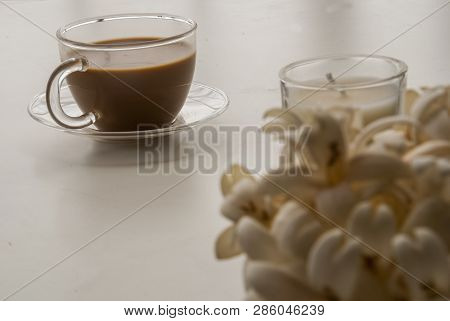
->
[283,76,401,125]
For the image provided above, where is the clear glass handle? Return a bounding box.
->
[46,57,97,129]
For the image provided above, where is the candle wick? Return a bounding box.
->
[326,72,335,83]
[326,72,347,97]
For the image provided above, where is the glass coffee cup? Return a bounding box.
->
[46,13,197,132]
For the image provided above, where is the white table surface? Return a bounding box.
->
[0,0,449,300]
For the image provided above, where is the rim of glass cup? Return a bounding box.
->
[279,54,408,90]
[56,13,197,51]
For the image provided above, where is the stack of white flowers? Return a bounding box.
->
[216,86,450,300]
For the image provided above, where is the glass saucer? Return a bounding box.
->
[28,82,229,142]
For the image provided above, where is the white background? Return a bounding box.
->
[0,0,449,300]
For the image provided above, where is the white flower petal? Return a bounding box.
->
[315,183,356,226]
[347,153,411,181]
[437,158,450,175]
[404,89,420,113]
[410,156,447,197]
[403,197,450,249]
[351,115,420,155]
[221,164,253,196]
[403,140,450,162]
[244,289,264,301]
[262,108,303,133]
[392,227,449,298]
[306,229,362,300]
[271,201,323,259]
[348,202,396,257]
[365,129,410,156]
[257,170,322,204]
[410,86,447,122]
[215,225,241,259]
[220,178,258,221]
[245,261,322,300]
[306,113,347,175]
[236,217,282,261]
[423,109,450,141]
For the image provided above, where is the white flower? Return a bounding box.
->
[271,201,324,260]
[403,197,450,249]
[306,229,362,300]
[216,165,283,259]
[347,202,396,257]
[245,261,323,300]
[236,217,284,261]
[409,86,450,141]
[220,178,260,222]
[410,156,450,200]
[217,85,450,300]
[314,182,356,226]
[391,227,449,300]
[365,129,412,156]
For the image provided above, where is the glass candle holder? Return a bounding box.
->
[279,55,408,125]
